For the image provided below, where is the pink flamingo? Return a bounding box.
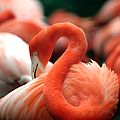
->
[0,32,31,97]
[104,34,120,58]
[0,9,15,24]
[0,18,44,43]
[95,0,120,24]
[0,10,51,97]
[0,0,44,23]
[48,10,93,62]
[0,23,119,120]
[93,17,120,58]
[106,44,120,97]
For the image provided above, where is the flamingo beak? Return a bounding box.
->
[31,52,45,79]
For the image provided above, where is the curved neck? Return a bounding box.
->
[41,23,87,120]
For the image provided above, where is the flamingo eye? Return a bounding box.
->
[31,52,45,78]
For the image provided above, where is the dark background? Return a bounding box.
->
[39,0,107,17]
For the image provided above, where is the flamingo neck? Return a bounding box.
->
[43,23,87,120]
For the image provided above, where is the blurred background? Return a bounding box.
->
[39,0,107,17]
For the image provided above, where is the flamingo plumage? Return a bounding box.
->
[0,19,44,43]
[0,23,119,120]
[0,0,44,23]
[106,44,120,97]
[0,32,53,97]
[95,0,120,24]
[0,33,31,97]
[93,17,120,58]
[0,9,15,24]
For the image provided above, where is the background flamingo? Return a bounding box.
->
[0,0,44,24]
[0,3,47,44]
[0,33,31,97]
[93,17,120,59]
[0,9,15,24]
[106,44,120,97]
[95,0,120,24]
[0,8,52,97]
[0,19,44,43]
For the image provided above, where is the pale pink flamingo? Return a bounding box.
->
[0,0,44,24]
[0,32,31,97]
[0,23,119,120]
[0,9,51,96]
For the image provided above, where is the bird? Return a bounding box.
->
[95,0,120,24]
[0,22,119,120]
[48,10,94,62]
[106,44,120,97]
[0,0,44,22]
[93,17,120,58]
[0,32,31,98]
[0,32,53,98]
[0,9,15,24]
[0,8,47,44]
[0,18,44,43]
[106,44,120,76]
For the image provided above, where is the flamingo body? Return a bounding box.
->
[0,32,31,97]
[106,45,120,97]
[0,23,119,120]
[0,60,118,120]
[0,32,31,82]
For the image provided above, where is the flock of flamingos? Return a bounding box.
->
[0,0,120,120]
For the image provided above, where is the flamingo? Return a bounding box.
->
[93,17,120,58]
[0,0,44,23]
[48,10,94,62]
[0,2,47,44]
[0,23,119,120]
[0,32,31,97]
[0,10,39,96]
[0,9,52,96]
[48,10,95,32]
[106,44,120,97]
[0,9,15,24]
[0,32,53,98]
[0,18,44,43]
[0,17,51,96]
[104,34,120,58]
[95,0,120,24]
